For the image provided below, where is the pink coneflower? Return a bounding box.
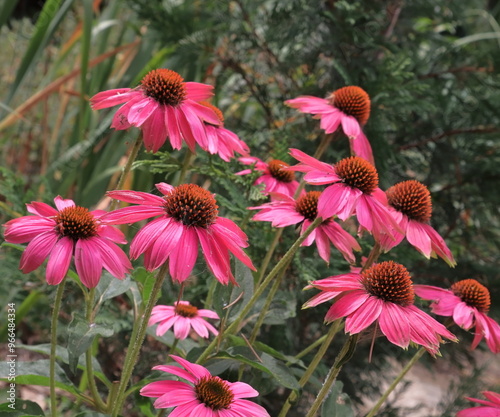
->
[304,261,457,354]
[149,301,219,340]
[457,391,500,417]
[285,86,374,164]
[140,355,270,416]
[90,68,221,153]
[199,102,250,161]
[415,279,500,353]
[379,180,456,266]
[236,157,300,197]
[250,191,360,264]
[103,183,255,285]
[3,196,132,288]
[289,149,401,242]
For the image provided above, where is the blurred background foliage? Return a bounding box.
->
[1,0,500,416]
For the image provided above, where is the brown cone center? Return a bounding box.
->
[362,261,415,306]
[329,86,371,125]
[163,184,218,228]
[194,376,234,410]
[451,279,491,313]
[140,69,187,106]
[295,191,321,221]
[268,159,295,183]
[174,303,199,318]
[386,180,432,223]
[335,156,378,194]
[55,206,98,240]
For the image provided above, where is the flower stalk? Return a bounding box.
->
[196,216,323,364]
[278,319,343,417]
[110,132,142,210]
[50,278,67,417]
[110,262,169,417]
[365,347,426,417]
[305,334,359,417]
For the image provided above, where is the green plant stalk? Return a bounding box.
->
[196,217,323,364]
[110,262,169,417]
[286,335,326,366]
[278,319,343,417]
[177,149,195,185]
[249,263,288,343]
[84,288,107,412]
[255,227,284,287]
[255,131,333,287]
[362,242,382,272]
[305,334,359,417]
[110,132,143,210]
[168,338,180,357]
[365,347,426,417]
[50,278,67,417]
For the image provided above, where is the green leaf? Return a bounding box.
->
[213,347,300,390]
[0,399,45,416]
[67,314,114,374]
[17,344,110,388]
[213,261,254,319]
[7,0,75,103]
[321,381,354,417]
[132,267,158,307]
[0,360,79,396]
[95,272,133,304]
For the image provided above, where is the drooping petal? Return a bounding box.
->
[3,217,55,243]
[90,237,132,279]
[378,303,411,348]
[90,88,136,109]
[196,228,233,285]
[406,221,432,258]
[141,106,168,152]
[144,220,184,271]
[46,237,74,285]
[129,217,171,259]
[74,239,103,288]
[165,106,183,150]
[19,231,59,273]
[345,296,383,334]
[324,290,369,322]
[173,317,192,340]
[349,130,375,166]
[26,201,59,217]
[168,227,199,283]
[127,98,159,126]
[452,302,475,330]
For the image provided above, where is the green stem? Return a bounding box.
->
[196,217,323,364]
[110,132,143,210]
[249,264,287,343]
[365,347,426,417]
[286,335,326,366]
[278,320,342,417]
[50,278,67,417]
[168,338,180,357]
[84,288,107,412]
[255,228,283,287]
[362,242,382,272]
[156,409,167,417]
[110,263,169,417]
[177,149,195,185]
[305,334,359,417]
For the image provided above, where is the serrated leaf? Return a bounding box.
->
[213,347,300,390]
[95,272,133,303]
[67,314,114,374]
[0,399,45,416]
